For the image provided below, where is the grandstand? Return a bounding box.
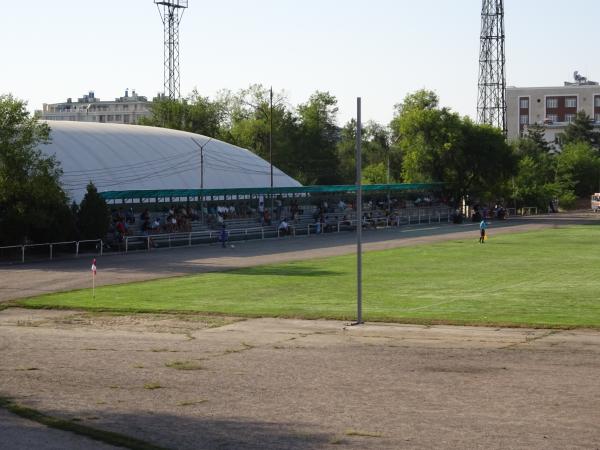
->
[20,120,450,259]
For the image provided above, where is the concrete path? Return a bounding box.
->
[0,408,118,450]
[1,213,598,302]
[1,308,599,449]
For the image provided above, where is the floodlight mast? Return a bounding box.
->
[155,0,188,100]
[477,0,506,134]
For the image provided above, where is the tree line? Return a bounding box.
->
[2,88,600,245]
[141,85,600,209]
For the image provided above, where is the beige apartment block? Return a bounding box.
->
[506,73,600,146]
[39,89,152,125]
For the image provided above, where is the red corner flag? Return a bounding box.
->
[91,258,97,299]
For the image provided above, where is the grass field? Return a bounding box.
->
[18,226,600,328]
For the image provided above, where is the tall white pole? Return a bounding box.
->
[356,97,363,324]
[270,87,274,214]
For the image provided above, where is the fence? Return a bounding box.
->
[506,207,538,217]
[0,239,103,265]
[0,207,454,264]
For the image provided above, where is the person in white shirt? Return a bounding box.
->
[278,219,289,236]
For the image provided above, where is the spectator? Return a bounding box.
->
[263,209,272,226]
[219,224,228,248]
[151,217,161,232]
[278,218,290,236]
[258,197,265,221]
[275,197,283,220]
[142,219,158,248]
[125,207,135,224]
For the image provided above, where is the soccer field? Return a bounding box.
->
[19,226,600,328]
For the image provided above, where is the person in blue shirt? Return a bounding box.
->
[219,224,229,248]
[479,219,488,244]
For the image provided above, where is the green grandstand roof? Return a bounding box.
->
[99,183,444,200]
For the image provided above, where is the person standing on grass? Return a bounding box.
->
[479,218,488,244]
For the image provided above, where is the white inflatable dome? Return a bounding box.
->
[39,121,302,202]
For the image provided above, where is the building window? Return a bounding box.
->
[546,114,558,123]
[123,115,130,124]
[546,98,558,108]
[565,97,577,108]
[595,97,600,107]
[565,114,576,123]
[595,113,600,123]
[520,115,529,125]
[115,115,122,121]
[519,98,529,109]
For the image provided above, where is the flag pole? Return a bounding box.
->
[91,258,97,300]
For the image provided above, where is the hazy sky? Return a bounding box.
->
[2,0,599,126]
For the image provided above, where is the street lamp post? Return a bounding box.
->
[270,87,274,214]
[191,137,213,223]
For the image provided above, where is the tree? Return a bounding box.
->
[391,90,463,184]
[390,90,516,202]
[0,94,74,245]
[445,120,516,201]
[78,182,111,239]
[524,122,553,154]
[220,85,302,183]
[558,111,600,149]
[555,142,600,197]
[335,119,358,183]
[362,162,388,184]
[296,91,341,184]
[139,90,226,138]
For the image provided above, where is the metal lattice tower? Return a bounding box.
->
[155,1,188,100]
[477,0,506,134]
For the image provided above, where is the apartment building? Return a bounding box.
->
[506,73,600,144]
[40,89,152,124]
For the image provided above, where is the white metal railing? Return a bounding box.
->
[0,207,454,264]
[0,239,103,264]
[507,207,538,217]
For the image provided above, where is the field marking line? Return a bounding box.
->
[401,227,442,233]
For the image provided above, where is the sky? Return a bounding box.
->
[2,0,600,126]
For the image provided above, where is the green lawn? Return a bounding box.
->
[18,226,600,328]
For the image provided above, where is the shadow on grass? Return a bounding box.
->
[232,265,343,277]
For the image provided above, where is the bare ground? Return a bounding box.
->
[1,308,600,449]
[1,213,600,449]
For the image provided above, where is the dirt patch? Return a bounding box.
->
[1,309,600,449]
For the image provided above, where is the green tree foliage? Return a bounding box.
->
[336,120,398,184]
[219,85,300,183]
[335,119,357,183]
[0,95,74,245]
[362,162,388,184]
[524,122,553,154]
[558,111,600,149]
[555,142,600,197]
[296,91,341,184]
[390,90,515,201]
[139,90,226,138]
[78,182,111,239]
